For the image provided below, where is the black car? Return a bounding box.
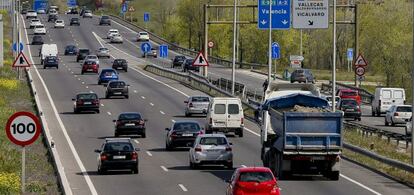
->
[95,138,139,174]
[106,80,129,99]
[64,45,78,55]
[337,98,361,121]
[21,9,28,14]
[112,59,128,72]
[68,8,78,14]
[76,48,90,62]
[70,18,80,26]
[172,55,186,68]
[31,35,43,45]
[165,121,203,150]
[43,56,58,69]
[290,69,315,83]
[72,92,100,114]
[182,58,199,72]
[48,14,58,22]
[99,15,111,25]
[79,8,85,16]
[113,112,147,138]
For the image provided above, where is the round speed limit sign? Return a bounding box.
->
[6,112,41,146]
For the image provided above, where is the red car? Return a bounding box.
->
[337,89,361,105]
[226,167,280,195]
[81,60,99,74]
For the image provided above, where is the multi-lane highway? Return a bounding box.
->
[20,13,414,195]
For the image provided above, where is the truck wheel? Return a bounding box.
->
[238,129,244,137]
[327,171,339,180]
[371,109,375,116]
[226,161,233,170]
[376,109,380,117]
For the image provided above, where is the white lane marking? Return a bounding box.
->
[89,90,93,93]
[85,86,89,88]
[112,20,135,33]
[178,184,188,192]
[141,96,146,99]
[160,111,165,115]
[100,104,104,107]
[133,90,137,93]
[74,75,77,77]
[241,165,247,168]
[171,119,175,123]
[146,151,153,157]
[244,127,260,136]
[71,71,74,74]
[22,16,98,195]
[81,82,85,84]
[340,174,382,195]
[107,112,112,116]
[160,166,168,172]
[149,103,154,106]
[134,140,139,144]
[77,78,81,81]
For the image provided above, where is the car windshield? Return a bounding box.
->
[77,94,97,100]
[36,25,44,28]
[191,97,209,102]
[119,113,141,120]
[342,91,358,96]
[396,106,412,112]
[99,48,108,51]
[86,55,97,59]
[102,70,116,76]
[238,171,273,182]
[32,19,40,22]
[84,60,96,65]
[199,137,227,145]
[104,142,133,152]
[71,18,78,21]
[109,81,126,88]
[341,100,357,107]
[56,20,63,23]
[46,57,57,62]
[115,59,126,64]
[173,122,200,132]
[101,16,109,19]
[175,56,185,60]
[140,32,148,35]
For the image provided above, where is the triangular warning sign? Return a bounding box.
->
[192,52,209,66]
[354,54,368,66]
[12,52,31,68]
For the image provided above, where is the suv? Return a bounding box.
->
[337,98,361,121]
[81,60,99,74]
[65,45,78,55]
[290,69,315,83]
[70,18,80,26]
[184,96,210,116]
[189,134,233,169]
[83,10,93,18]
[113,112,147,138]
[43,56,58,69]
[48,14,58,22]
[182,58,199,72]
[165,120,204,150]
[76,48,90,62]
[172,55,186,68]
[95,138,139,174]
[72,92,100,114]
[99,15,111,25]
[112,59,128,72]
[105,80,129,99]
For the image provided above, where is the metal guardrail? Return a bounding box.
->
[321,82,374,104]
[344,143,414,173]
[344,121,411,144]
[109,15,266,68]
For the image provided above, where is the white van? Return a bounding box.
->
[205,97,244,137]
[371,87,405,116]
[40,44,58,64]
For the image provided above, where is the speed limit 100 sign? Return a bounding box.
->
[6,112,41,146]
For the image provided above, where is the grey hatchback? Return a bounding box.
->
[290,69,315,83]
[105,80,129,99]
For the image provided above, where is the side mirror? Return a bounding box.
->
[71,98,75,101]
[165,128,170,131]
[184,101,188,103]
[94,149,101,153]
[112,119,116,122]
[134,148,140,151]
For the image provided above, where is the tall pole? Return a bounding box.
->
[0,14,3,67]
[231,0,237,95]
[300,29,303,56]
[21,146,25,193]
[236,0,240,68]
[203,4,208,77]
[354,3,359,87]
[332,0,337,112]
[267,0,272,88]
[411,0,414,165]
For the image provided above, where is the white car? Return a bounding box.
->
[83,10,93,18]
[110,34,123,43]
[84,55,99,64]
[137,31,149,42]
[34,24,46,35]
[107,29,119,39]
[26,10,37,19]
[385,105,412,126]
[54,20,65,28]
[49,9,58,15]
[29,19,42,28]
[37,9,46,14]
[96,47,110,58]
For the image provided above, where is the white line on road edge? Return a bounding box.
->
[160,111,165,115]
[81,82,85,84]
[134,140,139,144]
[149,103,154,106]
[141,96,145,99]
[178,184,188,192]
[146,151,153,157]
[160,166,168,172]
[171,119,176,123]
[244,127,260,136]
[107,112,112,116]
[22,16,97,195]
[340,174,382,195]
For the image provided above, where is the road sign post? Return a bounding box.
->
[292,0,329,29]
[347,48,353,72]
[6,111,41,193]
[271,42,280,80]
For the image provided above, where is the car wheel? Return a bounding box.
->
[98,81,101,85]
[141,132,146,138]
[358,118,361,121]
[105,94,110,99]
[391,119,395,126]
[226,161,233,170]
[385,119,389,126]
[125,95,129,99]
[371,109,375,117]
[166,142,172,151]
[96,109,100,114]
[114,132,119,137]
[327,171,340,181]
[124,68,128,72]
[205,129,212,134]
[81,71,84,75]
[376,109,381,117]
[185,112,190,117]
[189,161,194,169]
[43,66,46,69]
[74,108,79,114]
[98,167,106,175]
[132,167,139,174]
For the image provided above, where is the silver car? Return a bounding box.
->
[84,55,99,64]
[184,96,210,116]
[189,134,233,169]
[96,47,110,58]
[110,34,123,44]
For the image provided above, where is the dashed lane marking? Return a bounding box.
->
[160,111,165,115]
[146,151,153,157]
[150,103,154,106]
[160,166,168,172]
[178,184,188,192]
[107,112,111,116]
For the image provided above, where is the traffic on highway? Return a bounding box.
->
[9,4,413,195]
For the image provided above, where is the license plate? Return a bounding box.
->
[84,102,91,105]
[113,155,126,159]
[114,92,122,95]
[182,134,193,137]
[87,69,93,71]
[125,123,135,126]
[311,156,325,160]
[346,109,354,111]
[207,149,220,152]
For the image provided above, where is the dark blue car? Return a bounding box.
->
[98,69,119,85]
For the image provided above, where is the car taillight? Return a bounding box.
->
[241,118,244,125]
[116,121,122,126]
[379,100,382,106]
[132,152,138,160]
[195,147,202,152]
[93,99,99,105]
[394,113,399,116]
[100,154,107,161]
[209,118,212,125]
[189,103,193,107]
[270,182,280,194]
[170,132,177,138]
[139,120,145,125]
[226,147,232,151]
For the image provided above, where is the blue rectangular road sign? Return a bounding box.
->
[33,0,48,11]
[121,3,128,13]
[347,48,353,61]
[159,45,168,58]
[271,42,280,59]
[144,12,150,22]
[258,0,290,30]
[67,0,77,7]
